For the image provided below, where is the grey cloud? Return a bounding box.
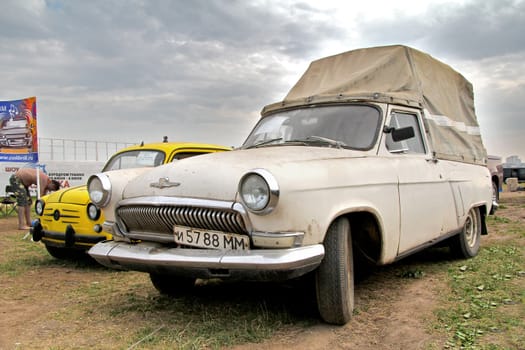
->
[1,0,340,97]
[355,0,525,60]
[2,0,523,159]
[145,0,339,56]
[429,0,525,59]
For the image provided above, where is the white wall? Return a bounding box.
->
[2,160,105,195]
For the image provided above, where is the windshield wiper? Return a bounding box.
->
[286,136,347,149]
[245,137,283,149]
[247,136,347,149]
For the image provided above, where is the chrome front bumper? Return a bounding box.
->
[88,241,325,281]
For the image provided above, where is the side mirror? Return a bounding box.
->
[383,125,415,142]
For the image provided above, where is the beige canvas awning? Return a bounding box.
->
[262,45,487,165]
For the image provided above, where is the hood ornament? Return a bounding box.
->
[150,177,180,189]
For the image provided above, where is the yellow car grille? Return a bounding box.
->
[41,206,81,225]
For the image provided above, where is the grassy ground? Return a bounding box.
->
[0,193,523,349]
[433,196,525,349]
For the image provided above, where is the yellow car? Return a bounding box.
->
[31,141,231,259]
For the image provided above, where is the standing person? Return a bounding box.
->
[9,168,60,230]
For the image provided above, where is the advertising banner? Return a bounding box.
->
[0,97,38,163]
[1,161,105,196]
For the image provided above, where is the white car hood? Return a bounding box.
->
[122,146,366,202]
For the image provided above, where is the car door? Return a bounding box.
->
[384,108,457,254]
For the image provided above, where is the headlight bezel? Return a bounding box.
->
[87,173,112,208]
[239,168,279,215]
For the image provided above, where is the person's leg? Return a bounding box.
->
[10,175,31,230]
[24,205,32,227]
[18,205,30,229]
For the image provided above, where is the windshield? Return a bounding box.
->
[242,105,381,150]
[102,150,166,172]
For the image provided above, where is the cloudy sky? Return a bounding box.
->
[1,0,524,161]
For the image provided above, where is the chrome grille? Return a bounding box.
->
[117,205,247,236]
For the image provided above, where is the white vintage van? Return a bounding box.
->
[87,45,493,325]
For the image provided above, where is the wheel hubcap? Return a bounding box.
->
[464,213,477,248]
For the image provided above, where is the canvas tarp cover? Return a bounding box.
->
[262,45,487,165]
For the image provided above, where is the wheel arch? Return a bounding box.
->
[463,202,488,235]
[328,210,384,266]
[477,203,488,235]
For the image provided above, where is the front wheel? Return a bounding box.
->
[45,245,86,260]
[316,217,354,325]
[450,207,482,258]
[149,273,195,297]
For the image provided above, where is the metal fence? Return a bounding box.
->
[37,138,135,162]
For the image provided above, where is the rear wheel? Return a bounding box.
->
[149,273,195,296]
[316,217,354,325]
[450,207,482,258]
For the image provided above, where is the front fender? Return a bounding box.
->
[93,167,153,222]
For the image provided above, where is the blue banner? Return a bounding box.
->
[0,97,38,162]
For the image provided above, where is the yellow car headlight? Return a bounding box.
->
[87,203,101,220]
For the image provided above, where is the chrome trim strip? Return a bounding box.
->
[118,196,234,209]
[232,202,252,233]
[251,231,305,247]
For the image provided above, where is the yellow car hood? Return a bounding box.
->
[43,185,89,205]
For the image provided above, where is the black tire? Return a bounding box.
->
[450,207,482,258]
[315,217,354,325]
[45,245,85,260]
[149,273,195,296]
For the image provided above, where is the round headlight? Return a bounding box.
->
[87,174,111,207]
[35,199,45,216]
[87,203,101,220]
[239,169,279,214]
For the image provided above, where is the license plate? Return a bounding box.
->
[173,225,249,250]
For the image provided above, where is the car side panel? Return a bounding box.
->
[244,157,402,263]
[396,157,457,253]
[442,160,492,224]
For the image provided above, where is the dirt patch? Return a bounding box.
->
[0,192,523,349]
[230,259,446,350]
[496,191,525,221]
